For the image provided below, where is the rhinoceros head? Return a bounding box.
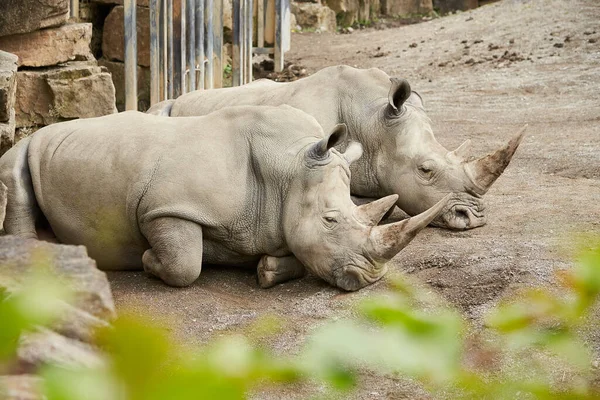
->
[372,78,526,230]
[285,123,450,291]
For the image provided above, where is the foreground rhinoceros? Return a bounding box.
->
[0,106,449,290]
[148,65,526,230]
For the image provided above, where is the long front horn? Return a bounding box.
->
[369,194,451,262]
[465,125,527,194]
[355,194,399,225]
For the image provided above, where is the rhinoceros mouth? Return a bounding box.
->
[431,200,487,230]
[332,262,387,291]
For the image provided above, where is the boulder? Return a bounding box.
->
[380,0,433,16]
[102,5,151,67]
[0,236,117,322]
[47,65,118,120]
[15,62,117,128]
[0,0,69,37]
[0,375,42,400]
[291,3,337,32]
[98,58,151,112]
[322,0,379,26]
[433,0,478,13]
[0,51,18,156]
[0,24,94,68]
[17,329,105,372]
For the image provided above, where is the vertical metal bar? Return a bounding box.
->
[180,0,186,94]
[195,0,205,89]
[187,0,195,92]
[70,0,79,19]
[213,0,223,88]
[257,0,264,48]
[274,0,283,72]
[246,0,253,83]
[240,0,246,83]
[173,0,182,97]
[232,0,242,86]
[160,0,167,100]
[167,0,174,98]
[124,0,138,110]
[204,0,214,89]
[150,0,160,105]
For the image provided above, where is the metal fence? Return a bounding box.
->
[121,0,289,111]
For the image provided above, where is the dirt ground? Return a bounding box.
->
[107,0,600,397]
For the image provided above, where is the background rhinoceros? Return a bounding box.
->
[0,106,449,291]
[148,65,525,231]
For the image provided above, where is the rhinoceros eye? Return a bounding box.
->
[324,216,338,224]
[418,163,435,180]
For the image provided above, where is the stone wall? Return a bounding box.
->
[0,0,117,156]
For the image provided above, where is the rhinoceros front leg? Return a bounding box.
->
[140,217,204,287]
[257,255,306,288]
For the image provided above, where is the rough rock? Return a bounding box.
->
[53,303,111,343]
[323,0,380,26]
[291,3,337,32]
[0,52,18,123]
[433,0,478,13]
[0,236,116,322]
[102,5,151,67]
[0,0,69,37]
[17,329,105,372]
[15,62,117,128]
[0,24,94,68]
[46,65,118,120]
[380,0,433,16]
[0,51,18,156]
[98,58,151,112]
[0,375,42,400]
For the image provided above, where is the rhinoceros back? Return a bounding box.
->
[26,113,174,269]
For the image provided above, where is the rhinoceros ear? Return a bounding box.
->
[306,123,348,164]
[387,78,412,117]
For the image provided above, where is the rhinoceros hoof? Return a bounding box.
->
[257,256,279,289]
[257,255,306,289]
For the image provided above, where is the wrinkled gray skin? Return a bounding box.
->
[149,65,526,230]
[0,106,450,291]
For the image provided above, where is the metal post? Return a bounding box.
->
[187,0,195,92]
[195,0,205,89]
[167,0,174,98]
[232,0,242,86]
[204,0,214,89]
[246,0,253,83]
[257,0,264,48]
[240,0,246,83]
[161,0,167,100]
[173,0,183,97]
[150,0,160,105]
[124,0,138,111]
[213,0,223,88]
[180,0,187,94]
[70,0,79,19]
[274,0,283,72]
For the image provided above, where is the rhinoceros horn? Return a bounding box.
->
[369,194,452,262]
[449,139,473,160]
[355,194,399,225]
[465,125,527,194]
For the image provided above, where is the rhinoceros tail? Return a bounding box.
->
[0,136,40,238]
[146,99,176,116]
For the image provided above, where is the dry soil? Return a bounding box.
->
[107,0,600,398]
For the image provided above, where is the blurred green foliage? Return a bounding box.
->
[1,243,599,399]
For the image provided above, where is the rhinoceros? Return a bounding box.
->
[148,65,526,230]
[0,106,450,290]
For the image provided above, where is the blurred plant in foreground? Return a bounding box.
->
[1,243,599,399]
